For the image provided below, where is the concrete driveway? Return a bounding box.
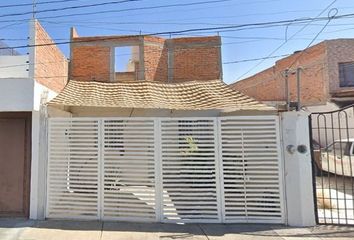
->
[1,219,354,240]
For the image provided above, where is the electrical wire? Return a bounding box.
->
[0,12,351,52]
[0,0,232,21]
[0,0,143,19]
[234,0,338,81]
[287,8,338,69]
[224,54,290,64]
[231,60,325,92]
[0,0,84,9]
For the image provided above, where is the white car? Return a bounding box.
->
[314,139,354,177]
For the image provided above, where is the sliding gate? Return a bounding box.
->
[46,116,284,223]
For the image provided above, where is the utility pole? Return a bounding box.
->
[284,69,290,111]
[296,67,302,111]
[32,0,36,19]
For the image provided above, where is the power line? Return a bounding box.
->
[224,54,291,64]
[35,0,276,21]
[64,3,352,24]
[0,46,324,71]
[0,0,83,9]
[0,12,351,51]
[234,0,338,81]
[0,0,232,21]
[42,14,354,37]
[0,0,143,19]
[287,8,338,69]
[230,60,325,92]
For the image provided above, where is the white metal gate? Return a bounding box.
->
[47,116,284,223]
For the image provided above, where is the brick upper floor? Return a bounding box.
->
[69,29,222,83]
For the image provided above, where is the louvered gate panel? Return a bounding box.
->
[220,117,284,223]
[160,119,220,223]
[47,119,100,219]
[102,119,156,221]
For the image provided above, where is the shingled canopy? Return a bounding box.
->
[48,79,273,111]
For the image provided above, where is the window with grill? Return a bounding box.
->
[339,62,354,87]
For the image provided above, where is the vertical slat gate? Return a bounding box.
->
[160,119,220,223]
[102,119,156,221]
[220,116,284,223]
[47,116,284,223]
[47,119,100,219]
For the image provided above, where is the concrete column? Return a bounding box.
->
[30,83,50,220]
[281,111,316,227]
[167,41,174,82]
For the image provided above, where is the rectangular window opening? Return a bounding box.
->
[114,46,139,81]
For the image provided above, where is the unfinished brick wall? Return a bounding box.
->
[69,33,222,82]
[70,35,143,81]
[71,45,111,81]
[168,36,221,81]
[231,42,328,106]
[143,37,168,81]
[34,21,68,92]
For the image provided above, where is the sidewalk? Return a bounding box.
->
[1,218,354,240]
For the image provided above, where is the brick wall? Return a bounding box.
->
[231,67,279,101]
[34,21,68,92]
[231,42,328,106]
[171,36,221,81]
[143,38,168,81]
[70,35,144,81]
[69,34,221,82]
[326,39,354,94]
[71,45,111,81]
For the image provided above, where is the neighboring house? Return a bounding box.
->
[230,39,354,146]
[230,39,354,110]
[69,28,222,82]
[0,20,68,218]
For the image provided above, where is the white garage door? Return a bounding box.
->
[47,119,100,219]
[47,116,284,223]
[160,119,221,223]
[220,117,284,223]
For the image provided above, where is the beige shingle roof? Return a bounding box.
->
[48,80,273,111]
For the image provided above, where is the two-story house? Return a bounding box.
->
[230,39,354,112]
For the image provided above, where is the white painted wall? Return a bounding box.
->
[0,78,34,111]
[0,55,29,78]
[281,111,316,226]
[30,81,63,220]
[306,103,354,147]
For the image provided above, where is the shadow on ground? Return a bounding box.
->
[1,219,354,239]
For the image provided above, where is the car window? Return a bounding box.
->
[327,142,351,156]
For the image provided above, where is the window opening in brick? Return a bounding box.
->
[339,62,354,87]
[114,46,139,81]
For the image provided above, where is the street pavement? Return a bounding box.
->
[1,218,354,240]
